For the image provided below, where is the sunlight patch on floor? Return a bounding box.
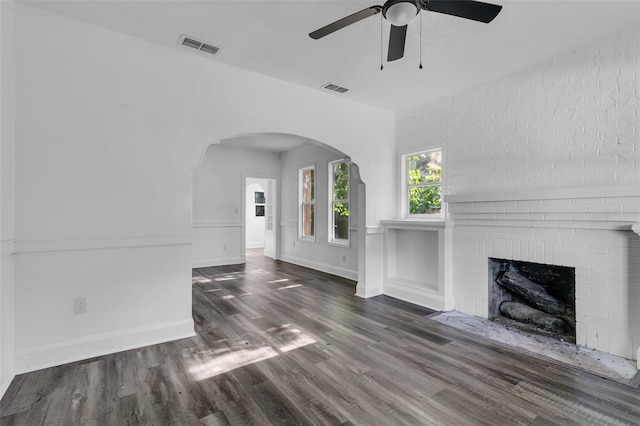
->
[188,346,279,381]
[188,328,316,380]
[277,284,302,290]
[278,327,316,352]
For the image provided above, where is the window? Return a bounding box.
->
[329,160,349,244]
[403,149,442,217]
[254,191,265,216]
[299,165,315,239]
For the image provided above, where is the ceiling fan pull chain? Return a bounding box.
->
[419,12,423,69]
[380,12,384,70]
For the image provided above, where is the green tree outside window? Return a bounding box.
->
[407,151,442,215]
[301,167,315,237]
[332,161,349,241]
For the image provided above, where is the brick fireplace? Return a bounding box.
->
[445,185,640,365]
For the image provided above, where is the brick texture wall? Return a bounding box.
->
[398,28,639,194]
[396,29,640,360]
[448,193,639,360]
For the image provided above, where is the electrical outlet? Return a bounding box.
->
[341,255,347,263]
[74,297,87,314]
[222,244,228,250]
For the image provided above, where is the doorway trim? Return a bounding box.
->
[241,174,279,263]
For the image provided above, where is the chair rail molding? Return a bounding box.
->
[14,234,192,254]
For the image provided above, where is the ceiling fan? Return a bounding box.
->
[309,0,502,62]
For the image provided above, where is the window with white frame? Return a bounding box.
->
[299,165,315,239]
[403,148,442,217]
[329,160,349,243]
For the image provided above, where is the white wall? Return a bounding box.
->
[188,49,394,296]
[396,28,640,359]
[280,144,359,280]
[7,1,394,379]
[246,179,267,249]
[192,145,281,266]
[393,229,438,285]
[12,4,194,373]
[189,50,395,297]
[0,0,16,400]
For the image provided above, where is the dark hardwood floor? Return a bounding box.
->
[2,250,639,425]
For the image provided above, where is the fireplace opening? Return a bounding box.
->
[488,258,576,343]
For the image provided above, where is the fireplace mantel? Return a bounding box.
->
[444,184,639,233]
[444,184,639,204]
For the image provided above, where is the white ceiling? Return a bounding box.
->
[22,0,640,113]
[220,132,315,153]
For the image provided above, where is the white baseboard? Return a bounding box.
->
[192,257,243,268]
[384,279,445,311]
[16,318,195,374]
[355,284,382,298]
[246,242,265,249]
[280,255,357,281]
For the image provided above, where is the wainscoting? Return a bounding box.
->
[192,222,243,267]
[13,234,195,373]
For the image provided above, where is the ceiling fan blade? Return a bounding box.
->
[387,24,407,61]
[424,0,502,23]
[309,6,382,39]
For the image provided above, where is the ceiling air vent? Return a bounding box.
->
[178,35,219,57]
[322,83,349,93]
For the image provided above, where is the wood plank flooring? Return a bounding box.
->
[2,250,639,425]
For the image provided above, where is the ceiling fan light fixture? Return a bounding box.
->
[383,0,419,26]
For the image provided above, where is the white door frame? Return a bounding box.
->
[241,174,279,263]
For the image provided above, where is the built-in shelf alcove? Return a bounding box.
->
[381,220,453,311]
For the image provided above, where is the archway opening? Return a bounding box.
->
[192,132,365,284]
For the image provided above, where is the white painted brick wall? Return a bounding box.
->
[396,28,640,360]
[449,196,640,358]
[398,29,639,194]
[451,217,640,360]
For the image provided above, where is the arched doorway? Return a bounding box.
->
[192,133,365,283]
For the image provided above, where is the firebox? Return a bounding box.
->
[488,258,576,343]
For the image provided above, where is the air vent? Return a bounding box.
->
[322,82,349,93]
[199,43,219,55]
[178,35,219,56]
[182,37,203,50]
